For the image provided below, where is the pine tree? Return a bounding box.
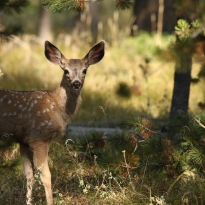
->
[0,0,29,39]
[42,0,133,13]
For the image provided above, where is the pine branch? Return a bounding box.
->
[0,0,29,14]
[42,0,133,13]
[42,0,80,13]
[115,0,133,10]
[0,25,23,40]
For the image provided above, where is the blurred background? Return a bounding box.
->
[0,0,204,125]
[2,1,205,204]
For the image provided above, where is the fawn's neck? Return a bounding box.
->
[51,77,82,119]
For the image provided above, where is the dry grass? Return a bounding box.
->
[0,34,204,124]
[1,33,205,204]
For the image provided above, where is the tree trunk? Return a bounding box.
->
[130,0,176,35]
[169,54,192,120]
[89,2,100,44]
[38,4,52,42]
[169,0,197,122]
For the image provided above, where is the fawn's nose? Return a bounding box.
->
[72,81,82,90]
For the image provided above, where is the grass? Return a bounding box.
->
[1,128,205,205]
[1,33,203,124]
[1,33,205,204]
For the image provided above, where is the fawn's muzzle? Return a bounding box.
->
[72,81,82,90]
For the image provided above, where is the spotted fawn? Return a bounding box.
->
[0,40,105,204]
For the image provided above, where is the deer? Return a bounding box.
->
[0,40,105,205]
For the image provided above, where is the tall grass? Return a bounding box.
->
[1,1,205,204]
[0,32,205,204]
[0,33,203,124]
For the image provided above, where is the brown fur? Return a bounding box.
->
[0,40,105,205]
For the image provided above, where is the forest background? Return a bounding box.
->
[1,0,205,204]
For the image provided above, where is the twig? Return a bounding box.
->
[140,156,149,192]
[194,118,205,129]
[99,106,108,128]
[122,150,135,191]
[190,25,205,39]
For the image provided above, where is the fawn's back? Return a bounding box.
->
[0,40,105,205]
[0,40,105,145]
[0,88,71,143]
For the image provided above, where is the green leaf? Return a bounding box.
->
[175,19,191,41]
[191,19,201,29]
[42,0,83,13]
[115,0,133,10]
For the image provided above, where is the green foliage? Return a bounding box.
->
[42,0,133,13]
[0,0,29,14]
[175,19,190,41]
[175,18,205,41]
[42,0,84,13]
[115,0,133,10]
[115,81,132,99]
[168,113,205,172]
[0,0,29,39]
[2,114,205,203]
[0,137,15,149]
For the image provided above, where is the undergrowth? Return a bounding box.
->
[1,114,205,204]
[0,32,205,204]
[0,33,203,123]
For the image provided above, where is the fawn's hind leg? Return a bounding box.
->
[20,143,34,205]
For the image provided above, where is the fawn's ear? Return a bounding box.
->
[45,41,66,67]
[83,40,105,66]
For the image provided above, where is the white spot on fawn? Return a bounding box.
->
[50,102,55,109]
[42,108,49,113]
[19,105,23,108]
[41,122,45,126]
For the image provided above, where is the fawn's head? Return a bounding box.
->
[45,41,105,90]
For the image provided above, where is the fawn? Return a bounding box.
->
[0,40,105,204]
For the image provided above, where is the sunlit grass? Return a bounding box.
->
[0,35,161,122]
[0,32,204,124]
[0,34,203,124]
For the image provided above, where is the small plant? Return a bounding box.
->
[149,196,168,205]
[115,81,132,99]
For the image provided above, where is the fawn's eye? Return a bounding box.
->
[83,69,87,75]
[64,70,69,75]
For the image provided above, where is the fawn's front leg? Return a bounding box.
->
[20,143,34,205]
[32,141,53,205]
